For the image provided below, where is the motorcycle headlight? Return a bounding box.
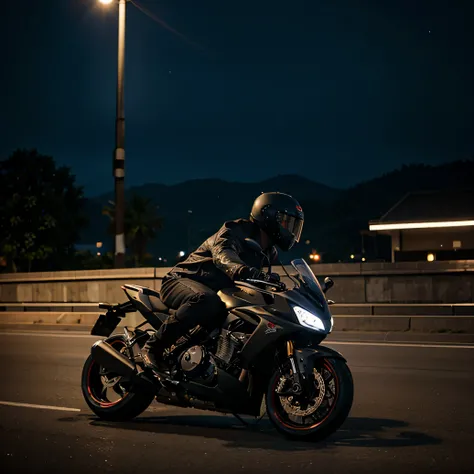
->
[293,306,325,332]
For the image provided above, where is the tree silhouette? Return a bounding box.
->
[102,194,163,266]
[0,149,87,272]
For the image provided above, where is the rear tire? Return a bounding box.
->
[81,335,155,421]
[266,357,353,441]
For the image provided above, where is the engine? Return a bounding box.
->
[178,328,249,384]
[179,345,216,384]
[215,329,249,365]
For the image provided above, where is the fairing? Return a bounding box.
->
[221,258,333,334]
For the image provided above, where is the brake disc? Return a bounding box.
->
[279,368,326,417]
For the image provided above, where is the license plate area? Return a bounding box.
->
[91,313,122,337]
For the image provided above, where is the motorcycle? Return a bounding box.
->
[81,238,354,440]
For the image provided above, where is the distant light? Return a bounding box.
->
[350,254,355,259]
[427,253,435,262]
[361,257,366,262]
[158,257,162,261]
[310,253,320,262]
[97,252,101,256]
[309,254,314,260]
[305,240,311,245]
[179,251,185,257]
[99,0,113,5]
[96,241,103,248]
[369,220,474,231]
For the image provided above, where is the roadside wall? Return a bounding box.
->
[1,260,473,304]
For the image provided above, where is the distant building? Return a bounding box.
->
[368,189,474,262]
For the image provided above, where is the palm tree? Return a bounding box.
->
[102,194,163,267]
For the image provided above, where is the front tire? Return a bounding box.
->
[81,335,155,421]
[266,357,354,441]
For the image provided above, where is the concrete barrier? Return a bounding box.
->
[1,309,473,333]
[1,260,473,305]
[334,316,411,332]
[409,316,474,334]
[0,311,139,327]
[329,304,474,316]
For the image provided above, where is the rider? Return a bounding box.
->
[142,191,304,373]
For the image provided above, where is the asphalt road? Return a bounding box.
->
[0,330,473,474]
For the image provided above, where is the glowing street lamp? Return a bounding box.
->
[98,0,127,268]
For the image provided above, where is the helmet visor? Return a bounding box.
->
[277,212,303,243]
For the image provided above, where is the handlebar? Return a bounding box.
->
[245,278,287,292]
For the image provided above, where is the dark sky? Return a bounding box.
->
[1,0,473,196]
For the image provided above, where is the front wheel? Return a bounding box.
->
[266,357,354,441]
[81,335,155,421]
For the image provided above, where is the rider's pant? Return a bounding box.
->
[145,276,227,353]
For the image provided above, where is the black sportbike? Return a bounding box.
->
[81,239,354,440]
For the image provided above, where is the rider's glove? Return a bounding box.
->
[237,266,282,285]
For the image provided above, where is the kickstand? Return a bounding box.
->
[233,412,266,428]
[254,412,266,425]
[232,413,249,426]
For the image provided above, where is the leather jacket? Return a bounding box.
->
[166,219,278,291]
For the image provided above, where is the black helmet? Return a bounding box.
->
[250,192,304,251]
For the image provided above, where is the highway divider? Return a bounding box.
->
[1,303,473,334]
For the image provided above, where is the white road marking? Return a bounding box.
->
[0,330,473,349]
[0,331,98,338]
[328,341,474,349]
[0,400,81,412]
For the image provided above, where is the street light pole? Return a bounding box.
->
[113,0,127,267]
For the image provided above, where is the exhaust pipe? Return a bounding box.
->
[91,340,137,378]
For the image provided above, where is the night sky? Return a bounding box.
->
[2,0,473,196]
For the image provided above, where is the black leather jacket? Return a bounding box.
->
[166,219,278,291]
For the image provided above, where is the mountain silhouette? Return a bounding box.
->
[80,174,339,261]
[79,160,474,263]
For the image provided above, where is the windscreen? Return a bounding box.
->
[290,258,326,307]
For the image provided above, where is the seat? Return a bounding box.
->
[148,294,170,314]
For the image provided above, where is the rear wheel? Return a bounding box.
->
[81,335,155,421]
[266,357,353,441]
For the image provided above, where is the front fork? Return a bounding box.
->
[276,340,308,396]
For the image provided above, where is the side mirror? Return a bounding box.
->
[323,277,334,293]
[244,238,263,254]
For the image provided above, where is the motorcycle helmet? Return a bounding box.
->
[250,192,304,251]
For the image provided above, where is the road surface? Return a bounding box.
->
[0,329,473,473]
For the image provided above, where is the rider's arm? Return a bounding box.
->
[211,223,258,281]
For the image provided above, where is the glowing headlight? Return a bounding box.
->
[293,306,325,331]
